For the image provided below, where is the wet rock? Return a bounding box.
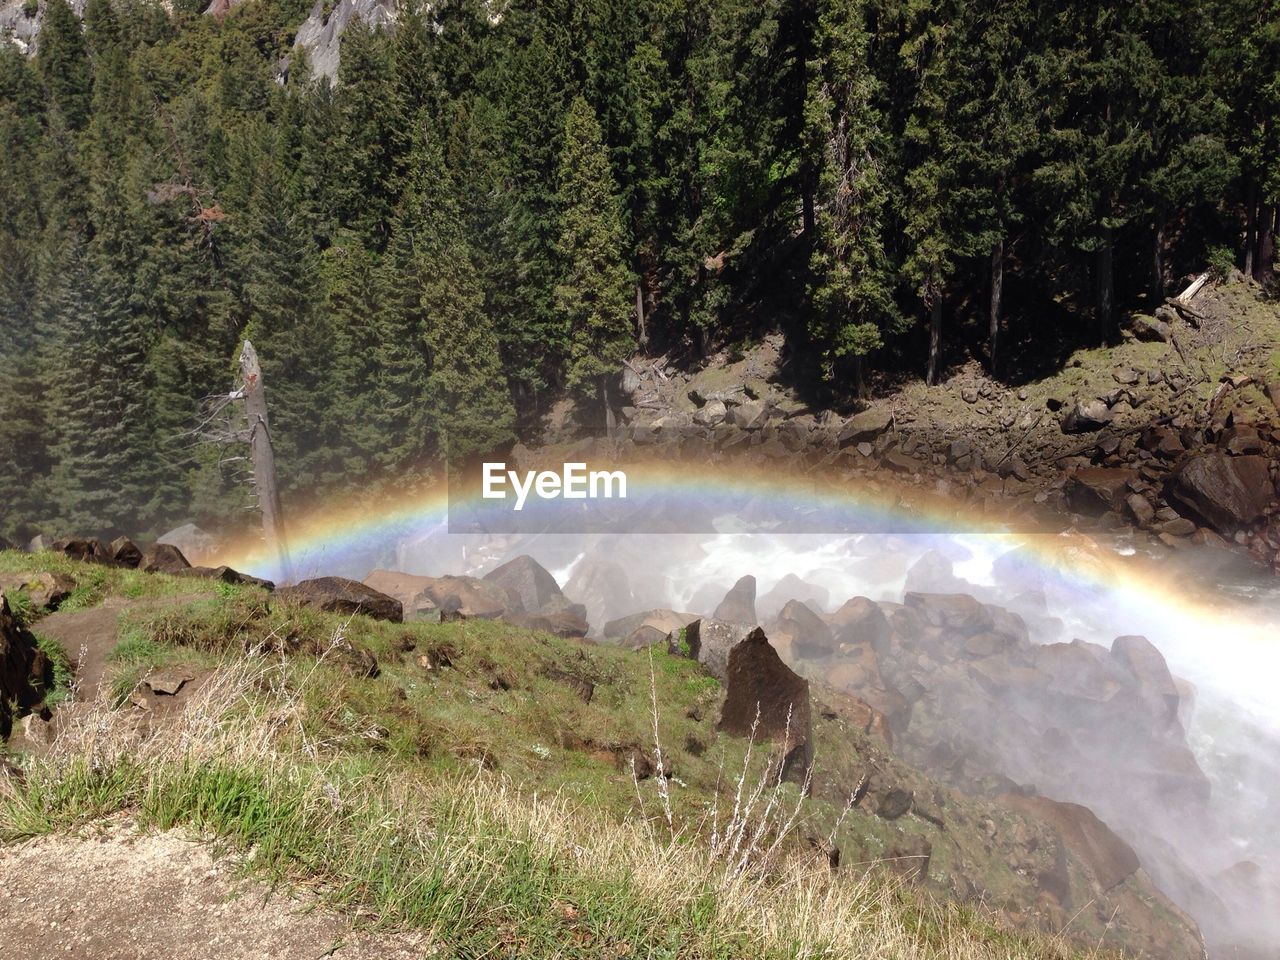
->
[1001,794,1139,892]
[705,623,812,784]
[506,608,589,638]
[565,559,634,634]
[276,576,403,623]
[602,608,698,641]
[1126,493,1156,526]
[182,566,274,591]
[712,575,757,625]
[829,596,892,650]
[1168,452,1275,530]
[483,556,584,623]
[903,592,994,637]
[757,573,829,621]
[774,599,834,659]
[156,523,220,565]
[422,575,516,619]
[1111,635,1180,727]
[363,570,440,620]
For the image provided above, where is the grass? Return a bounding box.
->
[0,550,1113,957]
[0,656,1092,960]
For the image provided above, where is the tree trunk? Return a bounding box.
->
[600,374,615,440]
[1244,181,1257,277]
[1259,203,1277,282]
[989,238,1004,375]
[238,340,293,584]
[1096,225,1114,344]
[853,355,867,400]
[926,294,942,387]
[635,282,648,350]
[1151,215,1165,305]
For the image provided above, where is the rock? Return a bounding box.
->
[1066,467,1136,514]
[757,573,829,621]
[692,399,728,427]
[904,592,994,636]
[1169,452,1275,530]
[181,566,275,590]
[1127,313,1172,343]
[1143,425,1185,458]
[1111,635,1180,725]
[774,599,834,659]
[156,523,219,565]
[1159,517,1196,537]
[0,572,75,612]
[703,623,813,784]
[0,593,46,739]
[50,538,108,563]
[276,576,403,623]
[1219,424,1262,455]
[1062,399,1113,433]
[731,399,771,430]
[903,549,969,594]
[712,575,757,625]
[1113,368,1140,385]
[108,537,143,568]
[602,608,698,641]
[26,534,50,553]
[876,787,914,820]
[421,576,515,619]
[363,570,438,618]
[1126,493,1156,526]
[1001,794,1139,892]
[506,609,589,638]
[483,555,576,617]
[829,596,891,650]
[837,407,894,446]
[1266,381,1280,415]
[961,386,980,404]
[884,835,932,882]
[565,559,634,633]
[145,669,194,696]
[140,542,191,574]
[622,624,671,649]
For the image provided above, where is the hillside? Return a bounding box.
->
[0,547,1207,958]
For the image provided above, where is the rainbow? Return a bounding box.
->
[210,457,1278,716]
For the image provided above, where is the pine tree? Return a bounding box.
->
[37,0,92,132]
[554,95,635,421]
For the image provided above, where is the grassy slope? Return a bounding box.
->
[0,551,1101,959]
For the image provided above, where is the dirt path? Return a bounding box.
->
[0,817,431,959]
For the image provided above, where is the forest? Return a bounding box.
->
[0,0,1277,540]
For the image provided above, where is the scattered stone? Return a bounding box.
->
[602,608,698,641]
[422,576,515,619]
[774,598,834,659]
[876,787,914,820]
[276,576,403,623]
[903,592,994,636]
[144,670,194,696]
[0,572,75,612]
[1113,368,1140,385]
[1065,467,1136,514]
[884,835,932,882]
[692,399,728,427]
[1062,398,1113,433]
[731,399,771,430]
[483,555,576,618]
[837,407,894,446]
[156,523,220,565]
[1125,493,1156,526]
[1159,518,1196,537]
[1219,424,1262,455]
[1001,794,1139,892]
[829,596,892,650]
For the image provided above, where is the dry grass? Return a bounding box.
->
[0,644,1096,960]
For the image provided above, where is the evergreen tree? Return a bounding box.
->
[554,96,635,420]
[37,0,92,131]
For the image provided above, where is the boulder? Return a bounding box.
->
[692,399,728,427]
[565,559,634,634]
[276,576,403,623]
[706,623,813,784]
[482,555,567,615]
[0,593,47,739]
[1062,399,1113,433]
[0,572,75,612]
[1126,314,1172,343]
[108,537,143,568]
[363,570,436,613]
[1219,424,1262,455]
[903,592,994,637]
[1143,425,1185,458]
[837,407,894,446]
[156,523,220,565]
[1169,452,1275,530]
[1001,794,1140,892]
[1066,467,1136,514]
[773,599,834,659]
[140,542,191,574]
[181,566,274,591]
[829,596,892,650]
[903,549,970,594]
[1034,640,1125,703]
[757,573,829,621]
[1111,635,1180,726]
[506,609,589,638]
[731,399,771,431]
[677,617,754,682]
[421,575,515,619]
[1126,493,1156,526]
[602,608,698,641]
[712,575,757,625]
[50,538,108,563]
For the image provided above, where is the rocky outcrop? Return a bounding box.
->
[108,537,142,568]
[756,573,829,621]
[712,574,757,624]
[0,593,47,739]
[420,576,515,620]
[771,599,833,659]
[276,576,403,623]
[363,570,439,620]
[141,542,191,575]
[293,0,397,80]
[564,558,634,634]
[1001,794,1140,893]
[602,608,698,646]
[0,571,74,613]
[181,566,274,591]
[482,555,588,636]
[156,524,220,565]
